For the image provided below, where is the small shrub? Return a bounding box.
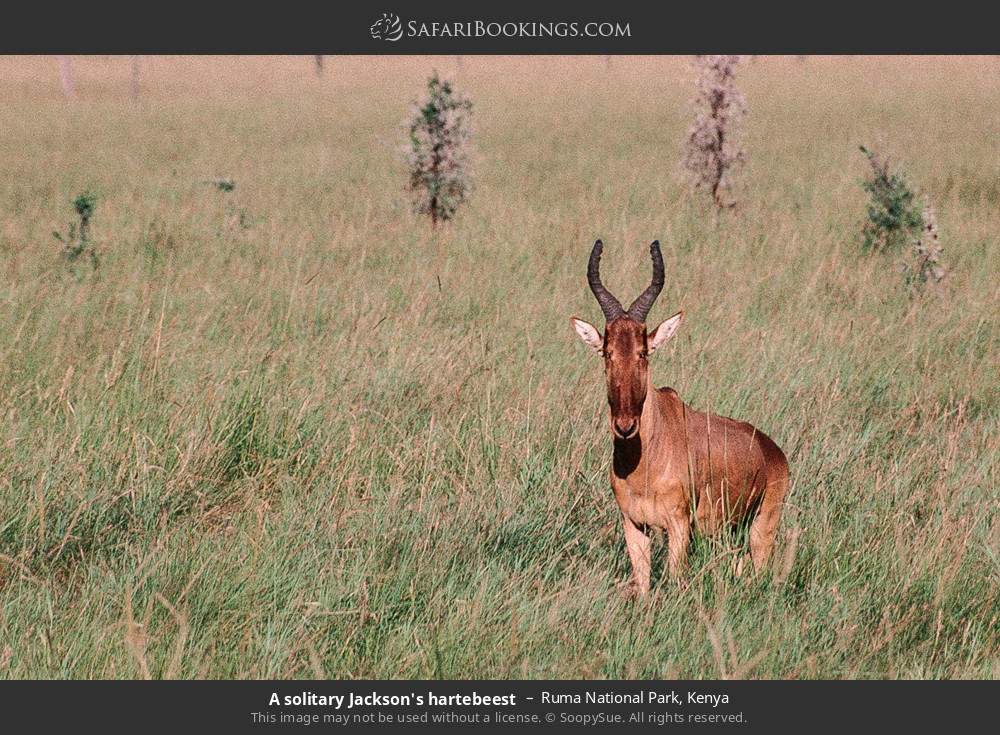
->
[53,190,99,269]
[405,72,473,225]
[207,178,236,193]
[683,55,746,209]
[902,204,948,295]
[859,146,949,295]
[200,178,256,235]
[859,145,923,253]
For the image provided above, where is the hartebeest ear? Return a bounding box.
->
[647,311,683,354]
[570,317,603,353]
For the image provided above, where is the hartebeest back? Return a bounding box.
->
[571,239,789,595]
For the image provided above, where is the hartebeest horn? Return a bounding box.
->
[626,240,664,322]
[587,240,625,321]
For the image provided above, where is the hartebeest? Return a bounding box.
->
[571,240,789,595]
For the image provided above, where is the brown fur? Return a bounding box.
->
[583,315,789,595]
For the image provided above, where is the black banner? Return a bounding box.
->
[0,680,995,732]
[0,1,997,53]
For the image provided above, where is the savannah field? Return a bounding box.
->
[0,56,997,679]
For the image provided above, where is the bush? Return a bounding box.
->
[405,73,473,225]
[859,146,948,294]
[859,145,923,253]
[902,205,948,295]
[53,190,99,270]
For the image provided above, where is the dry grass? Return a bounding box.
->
[0,55,997,679]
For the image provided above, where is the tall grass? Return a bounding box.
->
[0,56,997,679]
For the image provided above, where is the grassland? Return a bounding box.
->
[0,56,997,679]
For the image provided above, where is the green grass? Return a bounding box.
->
[0,55,997,679]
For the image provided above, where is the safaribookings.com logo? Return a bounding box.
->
[370,13,404,41]
[370,13,631,42]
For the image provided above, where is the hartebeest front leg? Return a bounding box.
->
[621,513,651,596]
[663,495,692,579]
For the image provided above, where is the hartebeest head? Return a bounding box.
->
[571,240,683,440]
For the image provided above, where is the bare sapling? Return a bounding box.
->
[683,55,747,209]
